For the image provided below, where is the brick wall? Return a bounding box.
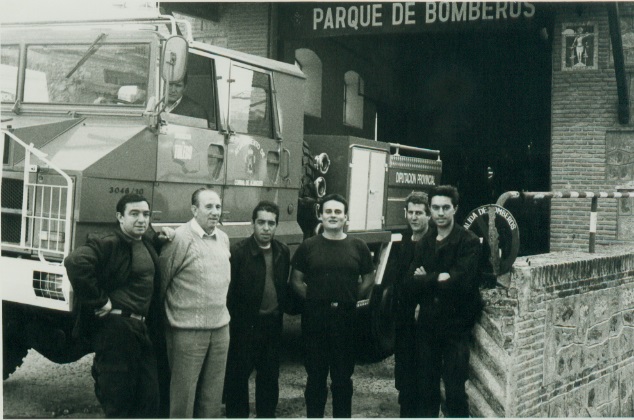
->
[175,3,271,58]
[469,247,634,417]
[551,4,634,252]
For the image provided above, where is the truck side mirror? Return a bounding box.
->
[162,36,188,82]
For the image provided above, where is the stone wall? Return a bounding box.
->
[469,246,634,417]
[551,3,634,252]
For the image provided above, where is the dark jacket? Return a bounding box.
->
[171,96,208,120]
[384,228,419,327]
[227,235,291,330]
[64,228,161,338]
[405,224,482,332]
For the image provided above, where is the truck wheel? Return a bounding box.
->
[3,306,29,380]
[354,283,396,364]
[298,140,320,238]
[300,140,317,198]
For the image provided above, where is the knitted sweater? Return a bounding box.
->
[159,219,231,329]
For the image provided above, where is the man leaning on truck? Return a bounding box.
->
[64,193,160,418]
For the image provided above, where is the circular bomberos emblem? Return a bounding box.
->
[463,204,519,277]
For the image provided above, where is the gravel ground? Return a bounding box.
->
[3,316,400,418]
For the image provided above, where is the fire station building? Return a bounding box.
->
[163,2,634,255]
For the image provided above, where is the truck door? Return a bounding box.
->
[154,51,230,223]
[221,63,283,223]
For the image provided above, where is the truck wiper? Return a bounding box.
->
[65,33,107,79]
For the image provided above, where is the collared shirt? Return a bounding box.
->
[190,218,218,239]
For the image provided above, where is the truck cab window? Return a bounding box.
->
[171,52,218,129]
[229,66,273,138]
[1,45,19,103]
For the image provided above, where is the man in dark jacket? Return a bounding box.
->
[165,74,208,120]
[64,194,160,418]
[384,191,430,417]
[405,185,482,417]
[224,200,291,418]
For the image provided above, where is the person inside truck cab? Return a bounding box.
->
[165,74,208,120]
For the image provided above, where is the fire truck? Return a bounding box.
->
[1,13,442,378]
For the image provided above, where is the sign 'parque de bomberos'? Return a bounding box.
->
[280,2,538,38]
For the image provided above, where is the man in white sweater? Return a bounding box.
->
[159,188,231,418]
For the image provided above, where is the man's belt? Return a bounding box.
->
[328,301,356,310]
[109,309,146,322]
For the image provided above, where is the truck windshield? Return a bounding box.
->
[24,43,150,106]
[1,45,19,103]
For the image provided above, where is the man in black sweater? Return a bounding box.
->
[291,194,375,418]
[406,185,482,417]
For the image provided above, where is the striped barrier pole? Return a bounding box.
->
[496,190,634,253]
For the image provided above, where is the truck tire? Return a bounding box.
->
[300,140,317,198]
[354,283,396,364]
[298,140,320,238]
[3,305,29,380]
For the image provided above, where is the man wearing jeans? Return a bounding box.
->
[159,188,231,418]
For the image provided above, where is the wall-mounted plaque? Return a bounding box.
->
[562,23,598,70]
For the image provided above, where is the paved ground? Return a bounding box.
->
[3,316,400,418]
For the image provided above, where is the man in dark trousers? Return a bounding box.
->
[224,200,291,418]
[291,193,375,418]
[64,194,160,418]
[384,191,430,417]
[405,185,482,417]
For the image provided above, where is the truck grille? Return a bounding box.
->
[1,178,24,244]
[1,175,71,255]
[32,270,66,301]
